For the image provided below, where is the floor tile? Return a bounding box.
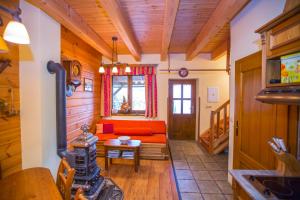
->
[203,162,221,170]
[216,181,233,194]
[185,155,202,163]
[218,161,229,169]
[202,194,226,200]
[199,155,216,163]
[173,161,189,169]
[178,179,200,193]
[224,194,233,200]
[188,162,206,170]
[181,193,203,200]
[171,151,186,161]
[209,170,228,181]
[196,180,221,194]
[192,170,213,180]
[175,169,194,179]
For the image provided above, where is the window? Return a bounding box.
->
[172,84,192,114]
[112,75,145,115]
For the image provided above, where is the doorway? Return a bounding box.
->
[168,79,196,140]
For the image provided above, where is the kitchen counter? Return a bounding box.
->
[229,169,279,200]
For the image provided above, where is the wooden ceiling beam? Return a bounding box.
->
[99,0,141,61]
[161,0,180,61]
[26,0,113,60]
[211,39,228,60]
[186,0,250,60]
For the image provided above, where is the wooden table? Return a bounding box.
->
[0,167,62,200]
[104,139,141,172]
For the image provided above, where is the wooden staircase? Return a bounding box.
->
[199,100,230,154]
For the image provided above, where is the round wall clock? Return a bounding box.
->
[63,60,82,90]
[178,67,189,78]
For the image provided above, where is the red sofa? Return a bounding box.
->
[95,119,168,159]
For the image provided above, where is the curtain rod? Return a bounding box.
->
[159,69,227,72]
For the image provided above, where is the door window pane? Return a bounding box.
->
[112,76,128,111]
[183,84,191,98]
[132,76,145,110]
[183,100,191,114]
[173,100,181,114]
[173,84,181,98]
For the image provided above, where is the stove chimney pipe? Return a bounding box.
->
[47,61,67,157]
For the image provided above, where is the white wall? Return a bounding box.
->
[103,54,229,139]
[19,0,61,176]
[228,0,286,180]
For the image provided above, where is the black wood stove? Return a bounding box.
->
[66,125,123,200]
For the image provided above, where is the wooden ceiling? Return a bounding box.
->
[28,0,249,60]
[169,0,221,53]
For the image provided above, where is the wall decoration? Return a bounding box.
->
[178,67,189,78]
[84,78,93,92]
[207,87,219,103]
[63,60,82,95]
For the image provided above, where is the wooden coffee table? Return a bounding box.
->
[104,139,141,172]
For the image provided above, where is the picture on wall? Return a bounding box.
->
[84,78,93,92]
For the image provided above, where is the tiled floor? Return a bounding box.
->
[169,140,232,200]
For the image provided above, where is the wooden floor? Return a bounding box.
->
[97,157,179,200]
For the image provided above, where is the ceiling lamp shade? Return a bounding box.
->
[112,65,118,73]
[125,64,131,73]
[3,21,30,44]
[99,66,105,73]
[0,36,8,53]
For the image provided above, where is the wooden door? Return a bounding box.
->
[168,79,196,140]
[234,51,289,170]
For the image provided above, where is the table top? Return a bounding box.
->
[0,167,63,200]
[104,139,141,148]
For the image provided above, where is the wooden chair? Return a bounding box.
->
[74,188,88,200]
[56,157,75,200]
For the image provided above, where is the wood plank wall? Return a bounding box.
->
[61,26,102,147]
[0,0,22,179]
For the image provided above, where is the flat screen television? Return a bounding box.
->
[281,52,300,84]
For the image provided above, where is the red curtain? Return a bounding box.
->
[102,65,157,118]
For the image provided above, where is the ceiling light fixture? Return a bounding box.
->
[99,63,105,73]
[111,36,118,74]
[0,5,30,45]
[125,64,131,73]
[100,37,131,74]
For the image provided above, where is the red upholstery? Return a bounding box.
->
[114,127,152,136]
[95,119,167,144]
[97,119,166,134]
[96,133,167,144]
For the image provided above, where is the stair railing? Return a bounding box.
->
[209,100,230,153]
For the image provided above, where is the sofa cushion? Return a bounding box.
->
[102,124,114,134]
[97,119,166,135]
[114,127,152,136]
[96,124,103,134]
[96,133,166,144]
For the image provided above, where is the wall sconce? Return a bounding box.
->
[0,5,30,46]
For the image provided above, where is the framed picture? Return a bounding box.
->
[84,78,93,92]
[207,87,219,103]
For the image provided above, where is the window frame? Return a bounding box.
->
[112,75,145,116]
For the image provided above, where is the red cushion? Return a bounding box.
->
[97,119,166,135]
[103,124,114,134]
[114,128,152,136]
[96,133,166,144]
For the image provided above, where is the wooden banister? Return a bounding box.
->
[208,100,230,153]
